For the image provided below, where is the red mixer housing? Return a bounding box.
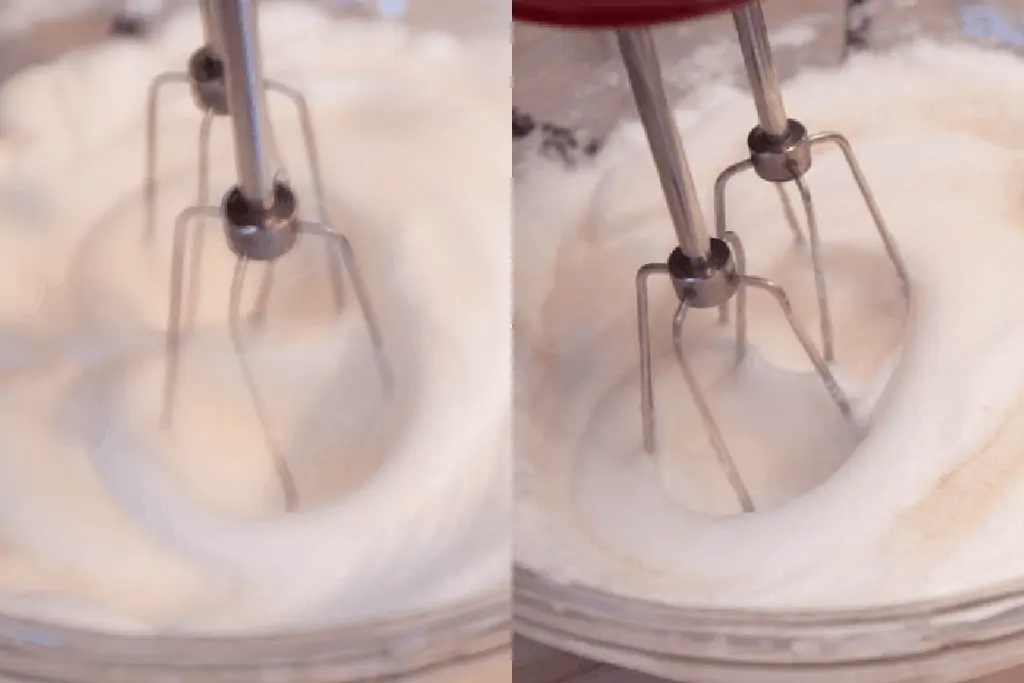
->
[512,0,752,29]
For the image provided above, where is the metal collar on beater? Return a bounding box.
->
[144,0,393,512]
[618,0,907,513]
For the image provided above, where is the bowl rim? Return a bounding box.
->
[0,590,509,681]
[515,565,1024,670]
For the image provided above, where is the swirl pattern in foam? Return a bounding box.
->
[515,42,1024,608]
[0,2,510,632]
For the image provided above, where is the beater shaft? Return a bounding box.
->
[732,1,787,139]
[617,28,711,262]
[216,0,277,209]
[199,0,224,58]
[229,257,299,510]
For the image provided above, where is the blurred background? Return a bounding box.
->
[0,0,509,80]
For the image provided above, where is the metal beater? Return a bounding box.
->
[144,0,391,511]
[624,0,908,512]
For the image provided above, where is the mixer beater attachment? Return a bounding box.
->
[715,1,909,363]
[143,0,346,324]
[157,0,390,511]
[619,19,871,513]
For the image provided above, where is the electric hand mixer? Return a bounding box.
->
[143,0,391,511]
[513,0,910,512]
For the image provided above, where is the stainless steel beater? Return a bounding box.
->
[150,0,391,511]
[144,0,344,323]
[623,0,906,512]
[715,0,908,362]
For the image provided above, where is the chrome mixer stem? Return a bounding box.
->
[732,1,787,140]
[199,0,224,58]
[216,0,278,209]
[617,29,710,262]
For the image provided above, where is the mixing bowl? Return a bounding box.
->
[0,1,509,681]
[512,1,1024,681]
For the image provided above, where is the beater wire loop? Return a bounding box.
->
[635,230,855,513]
[266,79,346,312]
[144,71,190,243]
[809,131,910,298]
[790,162,834,361]
[162,205,221,429]
[670,299,755,513]
[229,256,299,510]
[182,110,216,334]
[298,221,394,394]
[635,262,670,455]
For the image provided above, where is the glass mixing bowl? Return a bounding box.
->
[0,1,509,681]
[513,1,1024,681]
